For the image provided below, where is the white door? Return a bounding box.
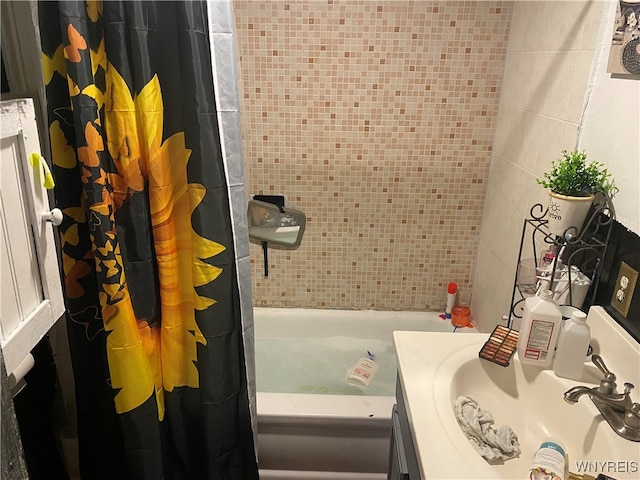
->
[0,98,64,377]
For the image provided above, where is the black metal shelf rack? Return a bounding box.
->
[508,194,615,328]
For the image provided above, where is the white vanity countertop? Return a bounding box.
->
[393,330,489,480]
[393,306,640,480]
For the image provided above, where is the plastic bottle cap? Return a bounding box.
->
[571,311,587,322]
[540,289,554,300]
[448,282,458,294]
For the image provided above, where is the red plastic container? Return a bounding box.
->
[451,305,472,328]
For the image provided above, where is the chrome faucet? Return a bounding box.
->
[563,355,640,442]
[565,384,635,411]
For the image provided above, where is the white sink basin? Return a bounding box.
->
[394,307,640,480]
[434,343,634,479]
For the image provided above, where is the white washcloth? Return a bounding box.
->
[454,395,521,461]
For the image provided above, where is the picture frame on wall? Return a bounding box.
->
[607,0,640,75]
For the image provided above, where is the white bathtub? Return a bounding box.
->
[254,307,477,480]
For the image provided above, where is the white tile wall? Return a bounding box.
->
[472,0,605,332]
[578,1,640,234]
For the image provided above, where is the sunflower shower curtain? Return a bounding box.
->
[38,1,257,478]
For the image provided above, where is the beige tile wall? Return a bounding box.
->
[471,1,604,331]
[233,1,512,310]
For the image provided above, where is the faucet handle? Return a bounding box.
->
[592,355,617,394]
[592,354,616,381]
[623,403,640,430]
[624,383,635,395]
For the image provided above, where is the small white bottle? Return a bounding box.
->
[346,353,378,387]
[517,289,562,368]
[553,311,590,380]
[529,438,566,480]
[445,282,457,319]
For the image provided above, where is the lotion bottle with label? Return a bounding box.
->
[346,352,378,387]
[553,310,590,380]
[517,289,562,368]
[529,438,566,480]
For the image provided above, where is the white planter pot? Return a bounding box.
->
[547,191,594,237]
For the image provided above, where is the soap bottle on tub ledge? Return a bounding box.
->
[517,289,562,368]
[445,282,457,319]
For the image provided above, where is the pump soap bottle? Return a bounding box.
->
[517,289,562,368]
[553,310,590,380]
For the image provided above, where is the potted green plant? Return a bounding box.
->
[537,149,616,236]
